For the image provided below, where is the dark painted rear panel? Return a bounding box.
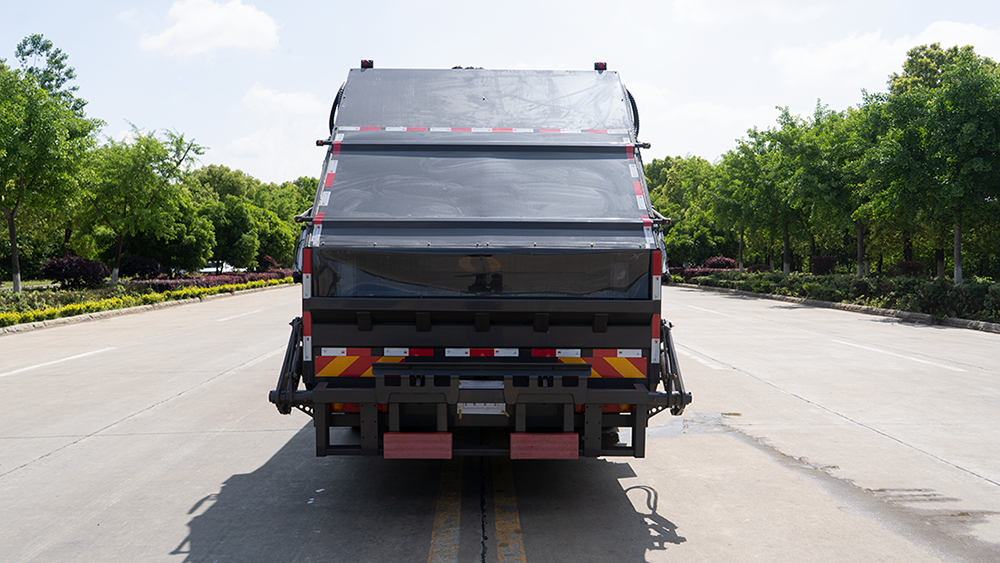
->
[312,249,649,299]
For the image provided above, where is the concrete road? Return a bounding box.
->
[1,284,997,562]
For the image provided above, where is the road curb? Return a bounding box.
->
[0,283,297,337]
[670,282,1000,334]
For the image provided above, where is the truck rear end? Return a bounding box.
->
[270,63,690,459]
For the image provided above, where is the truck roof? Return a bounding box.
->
[313,68,653,249]
[335,68,632,133]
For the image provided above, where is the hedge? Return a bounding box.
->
[673,271,1000,323]
[0,277,293,328]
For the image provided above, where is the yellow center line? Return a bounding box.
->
[493,457,526,563]
[428,459,463,563]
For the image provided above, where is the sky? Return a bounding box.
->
[4,0,1000,184]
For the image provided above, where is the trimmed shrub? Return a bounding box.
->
[801,281,836,301]
[121,257,164,279]
[128,270,293,293]
[257,255,280,271]
[703,256,737,269]
[810,255,837,276]
[917,277,963,318]
[41,256,110,289]
[889,261,926,277]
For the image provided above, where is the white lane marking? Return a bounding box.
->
[0,347,116,378]
[677,348,726,370]
[217,309,262,322]
[686,305,730,317]
[831,340,966,372]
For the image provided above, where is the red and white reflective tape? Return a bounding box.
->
[302,247,312,299]
[633,181,647,212]
[321,347,370,356]
[331,133,344,156]
[531,348,642,358]
[641,215,655,246]
[323,160,338,187]
[652,250,662,300]
[616,349,643,358]
[651,313,661,364]
[338,126,628,135]
[303,311,313,362]
[315,347,647,360]
[444,348,519,357]
[311,212,325,246]
[383,348,434,357]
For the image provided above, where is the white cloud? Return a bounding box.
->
[771,30,903,87]
[914,21,1000,60]
[770,22,1000,92]
[213,125,325,183]
[668,101,778,132]
[203,84,330,182]
[672,0,828,25]
[139,0,280,57]
[242,83,325,116]
[118,9,141,27]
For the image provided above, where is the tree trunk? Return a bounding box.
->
[111,232,125,286]
[3,207,21,293]
[902,230,913,262]
[61,225,73,257]
[936,249,945,278]
[738,226,745,272]
[855,220,865,277]
[954,219,963,285]
[782,222,791,274]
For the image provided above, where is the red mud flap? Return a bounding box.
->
[510,433,579,460]
[383,432,453,459]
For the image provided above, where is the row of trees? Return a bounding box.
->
[651,43,1000,282]
[1,35,314,292]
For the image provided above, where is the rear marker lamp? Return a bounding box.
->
[361,59,374,69]
[594,62,607,71]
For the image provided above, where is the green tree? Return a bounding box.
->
[926,54,1000,283]
[14,34,85,114]
[201,196,260,270]
[115,192,216,274]
[889,43,984,95]
[252,179,315,222]
[249,205,296,267]
[713,145,761,270]
[188,164,260,201]
[865,45,1000,283]
[0,66,99,292]
[84,127,204,284]
[647,156,734,267]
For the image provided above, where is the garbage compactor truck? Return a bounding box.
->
[270,61,691,459]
